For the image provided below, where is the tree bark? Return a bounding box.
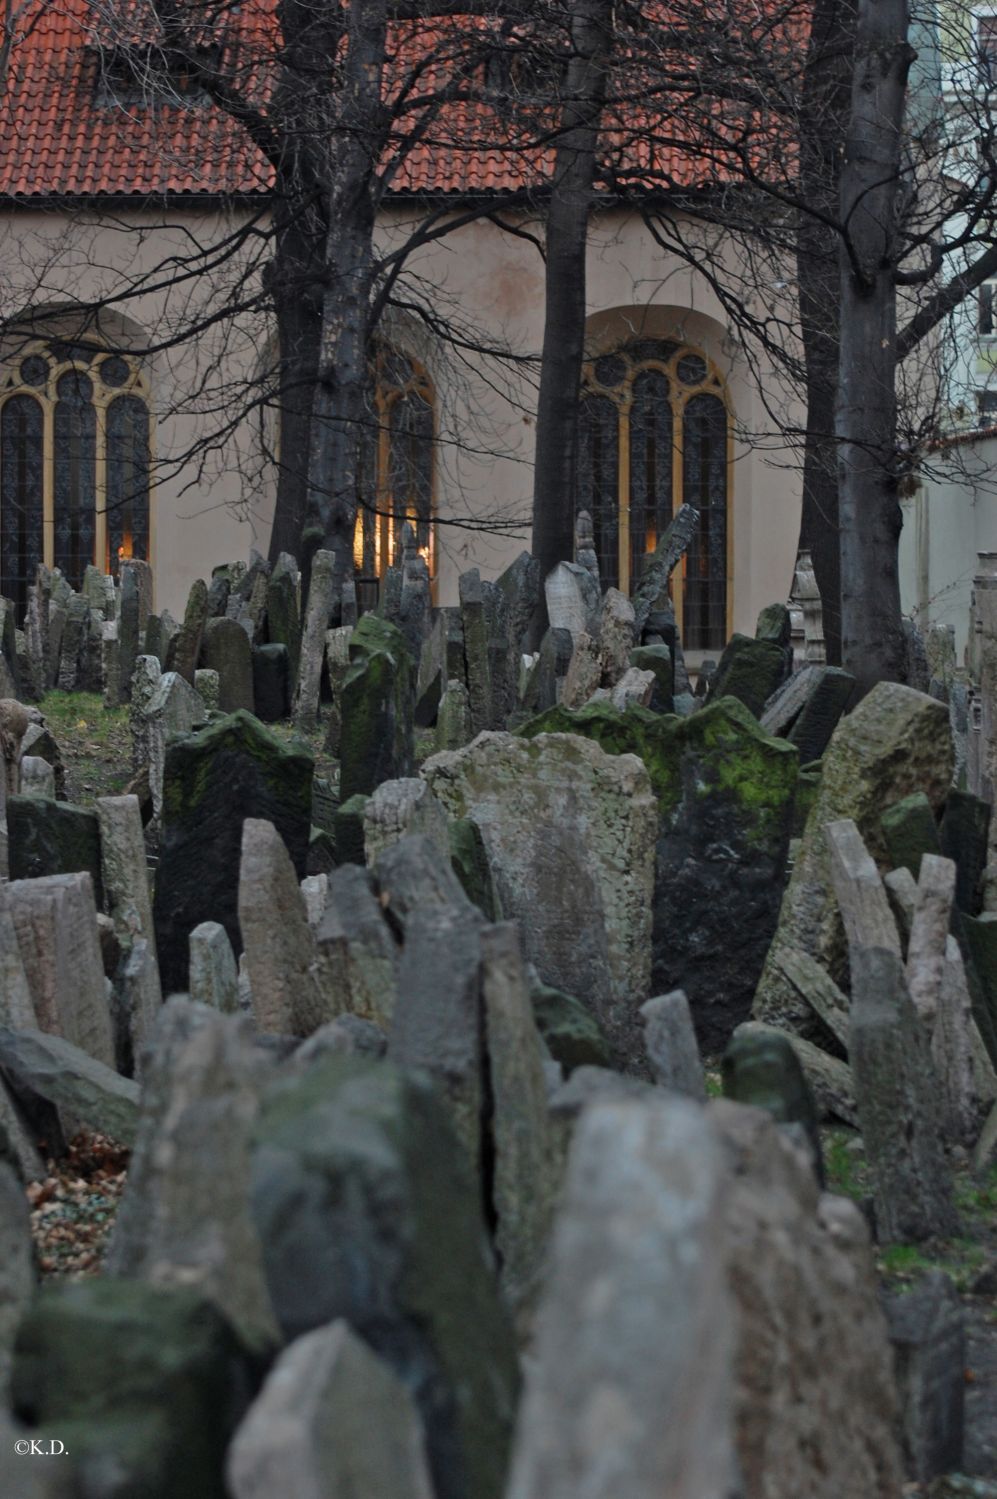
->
[836,0,915,694]
[796,0,855,665]
[306,0,387,594]
[530,0,613,613]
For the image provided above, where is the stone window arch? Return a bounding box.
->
[578,338,731,650]
[0,335,152,613]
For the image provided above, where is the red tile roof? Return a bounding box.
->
[0,0,780,200]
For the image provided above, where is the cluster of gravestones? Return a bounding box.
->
[1,514,995,1492]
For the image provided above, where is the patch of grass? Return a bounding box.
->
[39,691,132,806]
[877,1237,987,1293]
[823,1128,869,1202]
[704,1068,723,1099]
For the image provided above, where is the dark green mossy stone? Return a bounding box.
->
[881,792,941,880]
[6,796,103,905]
[707,633,789,718]
[531,982,613,1073]
[153,710,313,993]
[12,1280,252,1499]
[333,793,368,867]
[940,789,991,916]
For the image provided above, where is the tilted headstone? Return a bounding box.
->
[153,712,313,994]
[505,1094,736,1499]
[227,1321,434,1499]
[494,550,540,657]
[314,864,399,1025]
[543,561,599,643]
[721,1023,824,1183]
[118,559,152,701]
[560,632,601,709]
[142,670,208,818]
[884,1272,965,1483]
[96,794,155,956]
[265,552,301,685]
[251,642,291,724]
[188,921,240,1013]
[339,615,414,802]
[166,577,210,685]
[0,1026,137,1142]
[640,990,706,1100]
[7,796,103,906]
[363,777,449,867]
[939,787,990,915]
[292,548,336,727]
[415,606,464,728]
[372,832,474,937]
[434,678,472,751]
[239,817,338,1036]
[128,653,162,770]
[630,502,699,636]
[118,936,163,1079]
[105,1007,278,1355]
[423,732,656,1068]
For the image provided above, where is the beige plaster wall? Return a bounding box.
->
[0,202,804,635]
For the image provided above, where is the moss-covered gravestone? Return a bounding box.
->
[152,711,313,993]
[880,792,941,880]
[251,1055,519,1499]
[12,1280,252,1499]
[519,698,798,1052]
[705,633,790,719]
[339,615,414,802]
[6,796,103,906]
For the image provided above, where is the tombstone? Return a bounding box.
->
[118,559,153,701]
[495,551,541,657]
[249,1055,519,1499]
[0,1069,46,1184]
[24,565,51,699]
[630,502,699,636]
[605,665,655,709]
[761,665,855,764]
[850,945,957,1242]
[505,1095,736,1499]
[239,818,337,1037]
[791,547,826,665]
[881,791,941,879]
[598,588,636,683]
[449,815,500,919]
[166,577,210,685]
[129,653,163,771]
[143,671,208,818]
[227,1322,434,1499]
[56,593,88,691]
[560,632,602,709]
[265,552,301,686]
[543,561,599,642]
[201,617,254,714]
[0,884,35,1031]
[321,625,353,751]
[518,627,571,718]
[423,732,656,1067]
[7,796,103,904]
[0,1161,33,1402]
[373,832,475,937]
[363,777,449,867]
[707,632,789,718]
[397,522,431,659]
[188,921,240,1013]
[755,682,953,1038]
[292,1014,386,1066]
[388,905,485,1177]
[153,712,314,995]
[96,794,155,955]
[118,936,163,1078]
[206,568,232,619]
[18,756,54,799]
[7,868,111,1065]
[640,990,707,1100]
[458,568,492,735]
[939,787,990,915]
[105,1008,278,1355]
[292,549,336,726]
[721,1024,823,1183]
[332,792,368,866]
[193,667,220,711]
[0,1027,138,1142]
[434,678,472,751]
[339,615,414,802]
[252,643,291,724]
[884,1272,965,1483]
[629,642,673,712]
[480,922,556,1312]
[415,607,464,728]
[101,618,120,708]
[300,873,328,926]
[11,1281,252,1498]
[314,864,399,1025]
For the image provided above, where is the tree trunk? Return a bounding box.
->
[836,0,914,694]
[796,0,855,665]
[530,0,613,613]
[268,209,324,562]
[306,0,387,595]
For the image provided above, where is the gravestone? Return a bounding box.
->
[313,865,400,1025]
[250,1056,519,1499]
[640,990,706,1100]
[322,625,353,752]
[434,678,472,751]
[129,653,162,771]
[707,632,789,718]
[721,1024,823,1183]
[188,922,240,1013]
[142,671,208,818]
[56,593,88,691]
[0,1028,138,1143]
[201,617,254,714]
[494,550,540,658]
[18,757,54,799]
[423,732,656,1067]
[118,559,152,701]
[227,1322,434,1499]
[167,578,209,685]
[96,794,154,955]
[153,712,314,994]
[193,668,220,711]
[363,777,449,866]
[292,549,335,726]
[884,1272,965,1483]
[339,615,414,802]
[265,553,301,685]
[0,1161,33,1399]
[252,643,290,723]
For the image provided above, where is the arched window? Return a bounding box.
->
[353,347,434,595]
[578,339,731,651]
[0,339,152,613]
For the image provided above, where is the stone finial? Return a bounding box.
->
[790,548,825,666]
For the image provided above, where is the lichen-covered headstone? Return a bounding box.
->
[7,797,103,906]
[339,615,414,802]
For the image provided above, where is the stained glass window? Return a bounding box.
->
[0,395,44,616]
[106,395,151,571]
[53,371,97,590]
[577,340,729,650]
[352,347,435,591]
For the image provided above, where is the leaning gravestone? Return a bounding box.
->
[250,1055,519,1499]
[166,578,209,685]
[755,682,953,1038]
[521,698,798,1051]
[423,731,656,1067]
[142,671,208,819]
[265,553,301,685]
[153,712,314,994]
[15,758,53,799]
[707,632,789,718]
[884,1271,966,1484]
[251,643,291,724]
[339,615,414,802]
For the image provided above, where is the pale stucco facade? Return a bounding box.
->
[0,201,805,644]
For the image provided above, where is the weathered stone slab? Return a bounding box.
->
[128,653,162,770]
[505,1094,736,1499]
[0,885,35,1030]
[639,990,706,1099]
[494,550,540,658]
[188,921,240,1013]
[251,642,291,723]
[434,678,472,751]
[884,1272,965,1483]
[7,873,113,1067]
[363,777,449,867]
[940,788,991,915]
[106,1009,277,1355]
[118,937,162,1079]
[631,502,699,636]
[97,794,154,955]
[143,670,208,819]
[0,1160,33,1399]
[543,561,599,643]
[424,732,656,1067]
[314,864,399,1025]
[730,1019,856,1125]
[881,791,941,880]
[767,946,849,1049]
[265,552,301,685]
[850,945,957,1242]
[721,1023,823,1180]
[250,1056,519,1499]
[292,549,335,726]
[153,712,313,995]
[756,682,953,1036]
[0,1027,138,1143]
[166,577,209,685]
[7,796,103,905]
[201,617,254,715]
[18,756,54,799]
[239,818,336,1037]
[373,832,475,934]
[707,633,789,718]
[339,615,415,802]
[227,1321,434,1499]
[826,817,902,958]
